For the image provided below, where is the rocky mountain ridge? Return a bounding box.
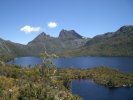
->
[62,25,133,56]
[0,25,133,59]
[27,30,88,55]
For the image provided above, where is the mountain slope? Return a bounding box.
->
[0,38,31,61]
[61,25,133,56]
[27,32,65,54]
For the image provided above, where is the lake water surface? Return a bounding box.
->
[7,56,133,100]
[8,56,133,72]
[72,80,133,100]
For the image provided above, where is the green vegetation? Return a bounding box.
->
[0,52,133,99]
[58,67,133,87]
[0,52,81,100]
[0,54,14,62]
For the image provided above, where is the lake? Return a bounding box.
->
[7,56,133,72]
[7,56,133,100]
[72,80,133,100]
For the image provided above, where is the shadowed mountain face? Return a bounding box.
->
[59,29,83,40]
[0,26,133,58]
[27,32,65,54]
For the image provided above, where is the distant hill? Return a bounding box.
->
[0,38,31,61]
[61,25,133,56]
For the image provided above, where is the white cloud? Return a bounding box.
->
[20,25,41,34]
[48,22,58,28]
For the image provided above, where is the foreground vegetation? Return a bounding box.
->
[0,52,133,99]
[0,53,81,100]
[0,65,81,100]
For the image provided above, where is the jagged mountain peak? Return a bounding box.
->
[38,32,47,36]
[30,32,53,43]
[59,29,83,40]
[36,32,50,38]
[60,29,76,33]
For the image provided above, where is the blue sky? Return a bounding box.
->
[0,0,133,44]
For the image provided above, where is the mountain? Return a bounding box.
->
[62,25,133,56]
[0,38,31,61]
[0,29,88,59]
[58,29,89,50]
[27,30,88,55]
[59,29,83,40]
[0,25,133,59]
[27,32,65,54]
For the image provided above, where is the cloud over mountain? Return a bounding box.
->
[20,25,41,34]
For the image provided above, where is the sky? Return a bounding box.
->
[0,0,133,44]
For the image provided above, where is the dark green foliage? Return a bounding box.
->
[58,67,133,87]
[107,79,115,87]
[0,86,3,97]
[63,77,71,90]
[19,83,51,100]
